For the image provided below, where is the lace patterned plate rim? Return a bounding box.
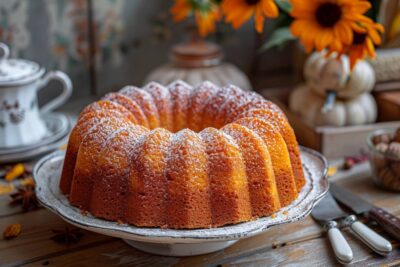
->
[33,146,328,244]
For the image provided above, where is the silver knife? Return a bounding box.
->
[331,183,400,243]
[311,191,353,264]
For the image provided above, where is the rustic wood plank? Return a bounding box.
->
[0,209,113,266]
[24,240,180,267]
[173,217,322,267]
[334,173,400,206]
[0,195,25,218]
[226,230,400,267]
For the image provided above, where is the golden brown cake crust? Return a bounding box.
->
[222,123,281,217]
[235,117,299,206]
[200,128,252,226]
[126,128,172,227]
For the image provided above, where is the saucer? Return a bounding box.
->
[33,146,329,256]
[0,113,70,154]
[0,113,71,163]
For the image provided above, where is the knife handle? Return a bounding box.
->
[369,207,400,242]
[344,215,392,255]
[326,221,353,264]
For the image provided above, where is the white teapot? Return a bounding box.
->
[0,43,72,148]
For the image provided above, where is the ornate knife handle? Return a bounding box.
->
[369,207,400,242]
[344,215,392,255]
[325,221,353,264]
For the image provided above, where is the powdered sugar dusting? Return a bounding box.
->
[167,80,193,131]
[119,86,160,129]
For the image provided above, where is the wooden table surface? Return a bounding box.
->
[0,163,399,267]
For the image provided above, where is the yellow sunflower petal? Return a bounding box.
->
[330,38,343,53]
[351,22,368,33]
[231,8,254,29]
[349,1,372,14]
[300,25,319,52]
[375,23,385,33]
[335,22,353,44]
[290,19,313,37]
[316,30,334,51]
[261,0,279,18]
[366,38,376,58]
[171,0,191,22]
[255,7,265,33]
[368,28,382,45]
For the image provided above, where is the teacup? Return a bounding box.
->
[0,43,72,148]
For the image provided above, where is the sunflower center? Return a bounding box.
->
[316,3,342,27]
[353,32,367,45]
[245,0,260,5]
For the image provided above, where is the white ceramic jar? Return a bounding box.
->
[0,43,72,148]
[145,39,252,90]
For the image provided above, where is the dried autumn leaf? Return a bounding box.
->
[20,177,35,187]
[51,227,84,244]
[0,183,14,195]
[5,163,25,181]
[9,185,40,212]
[59,143,68,150]
[3,223,21,240]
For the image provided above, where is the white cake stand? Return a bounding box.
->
[33,146,328,257]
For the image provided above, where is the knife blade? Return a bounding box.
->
[311,192,353,264]
[330,183,400,242]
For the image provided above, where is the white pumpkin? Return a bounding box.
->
[304,52,376,99]
[289,85,377,127]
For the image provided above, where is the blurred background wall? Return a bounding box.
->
[0,0,298,102]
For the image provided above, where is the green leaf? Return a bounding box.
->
[259,27,296,52]
[365,0,381,22]
[274,11,293,28]
[275,0,292,13]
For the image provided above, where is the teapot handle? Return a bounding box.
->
[38,71,73,114]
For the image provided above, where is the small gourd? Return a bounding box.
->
[304,52,375,100]
[289,85,377,127]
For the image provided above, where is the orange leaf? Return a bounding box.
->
[20,177,35,187]
[3,223,21,240]
[5,163,25,181]
[59,144,68,150]
[0,183,14,195]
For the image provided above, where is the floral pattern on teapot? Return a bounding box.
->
[0,99,25,126]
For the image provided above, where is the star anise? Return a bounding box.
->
[50,227,84,244]
[9,185,40,212]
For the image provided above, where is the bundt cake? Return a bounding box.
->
[60,80,306,229]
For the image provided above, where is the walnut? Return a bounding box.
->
[372,134,392,145]
[386,142,400,159]
[375,143,388,154]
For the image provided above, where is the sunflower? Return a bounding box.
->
[221,0,279,33]
[344,21,384,68]
[171,0,221,37]
[290,0,373,53]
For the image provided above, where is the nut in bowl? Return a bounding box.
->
[367,128,400,191]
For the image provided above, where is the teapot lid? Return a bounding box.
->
[0,43,45,87]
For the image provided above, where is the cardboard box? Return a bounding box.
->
[375,91,400,122]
